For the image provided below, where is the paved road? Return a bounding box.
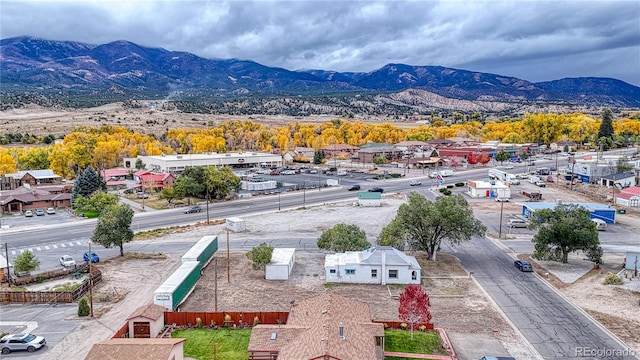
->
[449,237,637,360]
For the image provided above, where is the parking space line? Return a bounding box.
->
[36,247,42,251]
[60,244,66,247]
[53,245,58,249]
[45,246,50,250]
[75,241,82,246]
[68,243,74,247]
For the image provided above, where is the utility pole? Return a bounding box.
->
[498,200,504,239]
[4,243,11,285]
[226,229,230,283]
[303,181,306,208]
[88,242,94,318]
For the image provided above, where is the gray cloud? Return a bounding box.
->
[1,0,639,85]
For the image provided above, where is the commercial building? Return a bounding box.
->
[125,152,282,174]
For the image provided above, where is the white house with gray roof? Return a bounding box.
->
[324,246,421,285]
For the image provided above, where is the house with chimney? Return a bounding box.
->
[0,185,71,214]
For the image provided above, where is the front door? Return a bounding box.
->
[133,322,151,338]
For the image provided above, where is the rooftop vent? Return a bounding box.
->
[339,321,345,340]
[270,332,277,341]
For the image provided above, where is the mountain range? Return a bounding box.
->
[1,36,639,108]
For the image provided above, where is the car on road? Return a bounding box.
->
[184,205,203,214]
[46,207,56,214]
[409,180,422,186]
[59,255,76,267]
[0,333,46,354]
[24,210,34,217]
[348,185,361,191]
[535,180,546,187]
[308,168,318,174]
[514,260,533,272]
[35,209,45,216]
[281,170,296,175]
[502,165,514,170]
[83,251,99,263]
[508,219,528,228]
[368,187,384,193]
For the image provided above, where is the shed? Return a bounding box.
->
[615,186,640,208]
[226,217,246,232]
[466,180,511,199]
[0,255,12,283]
[265,248,296,280]
[521,202,616,224]
[625,252,640,272]
[358,191,382,207]
[126,303,167,339]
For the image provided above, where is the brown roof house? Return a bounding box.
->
[85,338,186,360]
[0,185,71,214]
[248,293,385,360]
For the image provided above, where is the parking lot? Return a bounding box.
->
[1,208,77,231]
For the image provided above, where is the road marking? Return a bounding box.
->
[68,243,74,247]
[36,247,41,251]
[60,244,66,247]
[0,321,38,334]
[53,245,58,249]
[45,246,50,250]
[11,250,16,255]
[76,241,82,246]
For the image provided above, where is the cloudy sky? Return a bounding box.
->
[2,0,639,86]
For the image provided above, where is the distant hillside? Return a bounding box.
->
[1,36,639,110]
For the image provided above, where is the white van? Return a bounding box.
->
[592,219,607,231]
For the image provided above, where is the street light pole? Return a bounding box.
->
[498,200,504,239]
[278,192,281,211]
[303,181,306,208]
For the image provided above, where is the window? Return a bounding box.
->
[412,271,417,280]
[371,269,377,278]
[329,269,336,274]
[345,269,355,275]
[388,270,398,278]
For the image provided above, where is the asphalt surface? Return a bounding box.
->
[449,237,637,360]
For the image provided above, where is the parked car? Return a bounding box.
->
[281,170,296,175]
[59,255,76,267]
[136,192,149,199]
[35,209,45,216]
[46,207,56,214]
[308,168,319,174]
[508,219,528,228]
[24,210,34,217]
[503,165,514,170]
[0,333,46,354]
[409,180,422,186]
[535,180,546,187]
[592,218,607,231]
[495,197,509,202]
[348,185,361,191]
[514,260,533,272]
[184,205,203,214]
[83,251,99,263]
[368,187,384,193]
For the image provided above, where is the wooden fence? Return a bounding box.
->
[112,322,130,339]
[0,268,102,304]
[164,311,289,328]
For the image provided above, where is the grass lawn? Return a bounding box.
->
[171,328,251,360]
[384,329,448,359]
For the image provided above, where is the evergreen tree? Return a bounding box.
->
[597,109,614,149]
[71,166,107,206]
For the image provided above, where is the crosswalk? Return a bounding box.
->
[11,240,85,255]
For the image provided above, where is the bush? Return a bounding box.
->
[442,190,452,196]
[603,272,623,285]
[400,322,408,330]
[419,325,427,332]
[253,316,260,327]
[195,317,202,328]
[455,182,465,187]
[36,275,45,283]
[78,297,90,317]
[446,184,454,188]
[383,323,389,329]
[438,188,447,193]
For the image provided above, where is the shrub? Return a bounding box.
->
[442,189,452,196]
[253,316,260,327]
[195,317,202,328]
[438,188,447,193]
[383,323,389,329]
[446,184,454,188]
[400,322,408,330]
[36,275,45,283]
[603,272,623,285]
[419,325,427,332]
[78,297,90,317]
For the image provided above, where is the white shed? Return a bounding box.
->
[226,217,246,232]
[265,248,296,280]
[358,192,382,207]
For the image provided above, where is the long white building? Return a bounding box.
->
[125,152,283,173]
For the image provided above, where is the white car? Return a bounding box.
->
[46,207,56,214]
[24,210,34,217]
[503,165,514,170]
[59,255,76,267]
